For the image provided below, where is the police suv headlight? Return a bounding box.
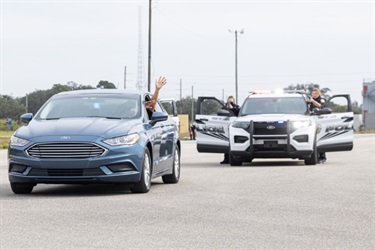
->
[103,133,140,146]
[232,121,250,130]
[290,120,312,129]
[10,135,30,147]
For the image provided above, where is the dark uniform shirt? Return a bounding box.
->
[224,102,240,116]
[309,96,325,112]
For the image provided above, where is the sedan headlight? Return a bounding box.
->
[232,121,250,130]
[290,120,312,129]
[103,133,140,146]
[10,135,30,147]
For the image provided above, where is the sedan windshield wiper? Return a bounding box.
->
[45,117,60,120]
[104,117,122,119]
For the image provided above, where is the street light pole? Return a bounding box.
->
[229,29,244,103]
[147,0,152,92]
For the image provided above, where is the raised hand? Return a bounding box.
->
[155,77,167,91]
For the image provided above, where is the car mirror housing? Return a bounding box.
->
[312,107,332,116]
[150,112,169,125]
[20,113,33,124]
[217,109,235,117]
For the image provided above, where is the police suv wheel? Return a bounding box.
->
[305,143,317,165]
[229,153,242,166]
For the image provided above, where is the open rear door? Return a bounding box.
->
[195,97,237,153]
[313,95,354,153]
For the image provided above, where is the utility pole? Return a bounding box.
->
[222,89,225,102]
[191,85,194,122]
[147,0,152,92]
[124,66,127,89]
[26,94,28,113]
[229,29,244,103]
[180,79,182,100]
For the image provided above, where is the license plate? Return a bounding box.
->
[264,141,278,148]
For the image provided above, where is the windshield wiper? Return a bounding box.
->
[104,117,122,119]
[45,117,60,120]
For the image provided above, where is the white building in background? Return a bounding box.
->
[362,80,375,130]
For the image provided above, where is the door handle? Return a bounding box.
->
[199,118,209,121]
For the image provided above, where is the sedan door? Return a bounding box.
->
[195,97,237,153]
[313,95,354,153]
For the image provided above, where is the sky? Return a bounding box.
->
[1,0,374,105]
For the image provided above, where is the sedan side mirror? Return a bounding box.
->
[20,113,33,124]
[150,112,169,125]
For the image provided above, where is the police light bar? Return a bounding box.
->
[249,90,273,95]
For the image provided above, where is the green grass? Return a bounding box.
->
[0,130,13,149]
[355,130,375,134]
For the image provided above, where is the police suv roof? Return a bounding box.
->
[248,93,305,98]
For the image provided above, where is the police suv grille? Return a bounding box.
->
[253,122,287,135]
[27,143,106,158]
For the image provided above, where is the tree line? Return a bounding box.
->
[0,82,362,125]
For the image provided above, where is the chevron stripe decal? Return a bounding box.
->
[200,132,229,142]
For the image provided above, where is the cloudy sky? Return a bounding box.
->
[1,0,374,104]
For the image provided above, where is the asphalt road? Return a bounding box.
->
[0,135,374,249]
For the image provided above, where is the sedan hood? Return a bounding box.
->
[16,118,141,139]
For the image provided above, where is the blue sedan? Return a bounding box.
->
[8,89,181,194]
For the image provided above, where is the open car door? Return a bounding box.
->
[313,94,354,153]
[160,98,179,132]
[195,97,238,153]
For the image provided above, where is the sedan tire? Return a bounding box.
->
[11,183,34,194]
[162,145,180,184]
[131,148,152,193]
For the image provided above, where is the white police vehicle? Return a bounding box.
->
[195,92,353,166]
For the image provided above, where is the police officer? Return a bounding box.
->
[224,95,240,117]
[308,88,327,163]
[220,96,240,164]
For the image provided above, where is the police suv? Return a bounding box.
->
[195,92,353,166]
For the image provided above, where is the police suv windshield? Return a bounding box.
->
[239,96,308,115]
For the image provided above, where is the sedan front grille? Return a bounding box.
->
[27,143,106,158]
[28,168,104,176]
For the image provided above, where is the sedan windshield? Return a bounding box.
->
[240,97,307,115]
[37,94,141,119]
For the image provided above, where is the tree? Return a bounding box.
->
[0,95,26,120]
[176,97,197,121]
[285,83,362,114]
[97,80,116,89]
[67,81,95,90]
[284,83,331,99]
[201,99,223,115]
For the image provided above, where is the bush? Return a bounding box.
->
[0,119,22,132]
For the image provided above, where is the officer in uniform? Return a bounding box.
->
[220,96,240,164]
[308,88,327,163]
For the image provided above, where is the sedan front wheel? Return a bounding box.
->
[131,148,152,193]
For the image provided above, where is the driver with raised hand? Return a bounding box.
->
[145,76,167,112]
